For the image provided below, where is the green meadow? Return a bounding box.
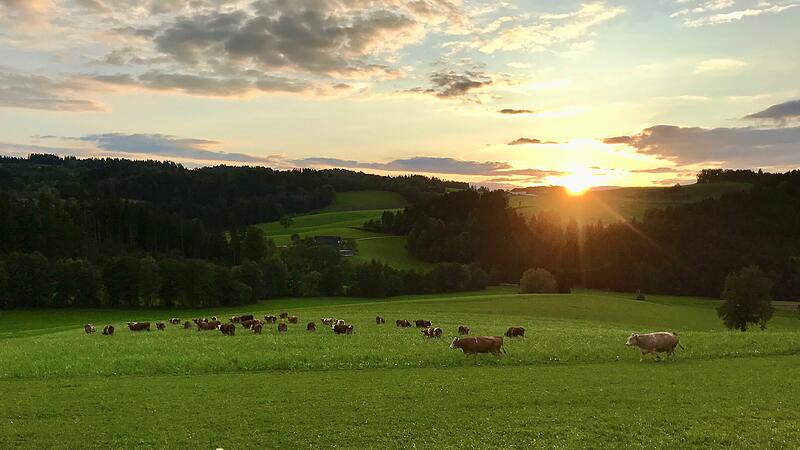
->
[2,288,800,448]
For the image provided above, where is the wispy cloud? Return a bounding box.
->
[0,67,105,112]
[694,58,746,74]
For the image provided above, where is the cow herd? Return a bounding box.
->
[83,314,683,360]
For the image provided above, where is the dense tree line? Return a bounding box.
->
[371,173,800,300]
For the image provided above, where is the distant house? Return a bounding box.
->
[314,236,342,247]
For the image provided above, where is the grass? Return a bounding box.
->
[3,288,800,448]
[352,235,435,271]
[511,182,752,225]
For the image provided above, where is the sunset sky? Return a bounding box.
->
[1,0,799,188]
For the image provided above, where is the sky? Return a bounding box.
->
[1,0,799,189]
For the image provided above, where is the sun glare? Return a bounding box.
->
[559,169,594,196]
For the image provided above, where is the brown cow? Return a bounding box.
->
[240,314,254,322]
[450,336,505,355]
[264,315,277,323]
[505,327,525,338]
[84,324,96,334]
[102,325,114,336]
[198,321,220,331]
[396,319,412,328]
[278,322,288,333]
[156,322,166,331]
[128,322,151,332]
[252,323,263,334]
[626,332,681,361]
[230,316,241,323]
[307,322,316,332]
[279,312,289,319]
[183,321,193,329]
[376,316,385,325]
[288,316,299,324]
[220,323,236,336]
[421,327,443,338]
[169,318,180,325]
[415,319,432,328]
[458,325,470,335]
[333,323,354,335]
[241,319,260,329]
[334,319,346,327]
[321,317,335,326]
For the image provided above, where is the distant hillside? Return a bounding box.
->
[509,182,752,225]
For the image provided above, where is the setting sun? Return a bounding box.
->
[559,169,594,196]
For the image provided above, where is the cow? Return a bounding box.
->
[183,321,193,329]
[241,319,260,329]
[84,324,96,334]
[415,319,432,328]
[264,315,277,323]
[252,323,262,334]
[321,318,335,326]
[422,327,443,338]
[211,316,218,322]
[128,322,151,332]
[156,322,166,331]
[198,321,219,331]
[102,325,114,336]
[307,322,316,332]
[505,327,525,338]
[334,319,346,327]
[333,323,354,335]
[219,323,236,336]
[376,316,385,325]
[450,336,506,355]
[278,322,288,333]
[230,316,240,323]
[396,319,412,328]
[240,314,254,322]
[458,325,470,335]
[626,332,682,361]
[288,316,299,324]
[169,318,180,325]
[279,312,289,319]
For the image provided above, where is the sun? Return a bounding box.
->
[559,169,594,196]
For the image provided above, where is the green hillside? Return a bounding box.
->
[3,289,800,448]
[511,182,752,224]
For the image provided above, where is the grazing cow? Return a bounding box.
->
[102,325,114,336]
[84,324,96,334]
[307,322,316,332]
[422,327,443,338]
[505,327,525,338]
[169,318,180,325]
[288,316,299,324]
[278,322,288,333]
[219,323,236,336]
[264,315,277,323]
[333,323,354,335]
[252,323,262,334]
[396,319,412,328]
[321,317,335,326]
[242,319,260,329]
[156,322,166,331]
[626,332,681,361]
[376,316,385,325]
[240,314,254,322]
[183,321,193,329]
[450,336,506,355]
[128,322,151,332]
[279,312,289,319]
[458,325,470,335]
[334,319,346,327]
[230,315,240,323]
[198,321,220,331]
[415,319,432,328]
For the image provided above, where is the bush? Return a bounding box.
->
[718,265,773,331]
[520,268,557,293]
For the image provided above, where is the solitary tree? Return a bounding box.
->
[520,268,558,293]
[718,265,773,331]
[279,216,294,229]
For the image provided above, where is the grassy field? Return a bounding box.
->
[511,182,752,225]
[2,289,800,448]
[256,190,428,271]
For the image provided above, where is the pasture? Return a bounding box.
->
[2,288,800,448]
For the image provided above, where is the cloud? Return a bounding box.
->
[694,58,746,74]
[476,2,624,54]
[405,69,492,101]
[0,0,52,25]
[507,137,559,145]
[94,71,316,96]
[604,124,800,166]
[673,1,798,27]
[743,99,800,126]
[0,68,105,112]
[498,108,535,115]
[630,167,681,174]
[77,133,277,164]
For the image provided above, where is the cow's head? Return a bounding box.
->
[626,333,639,346]
[450,337,461,349]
